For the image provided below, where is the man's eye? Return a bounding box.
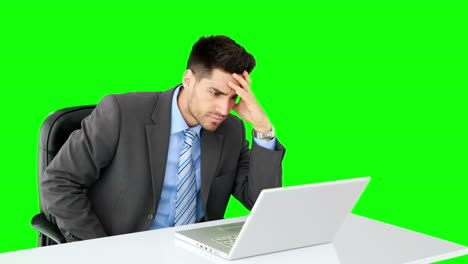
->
[210,91,220,96]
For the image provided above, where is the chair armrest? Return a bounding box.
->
[31,214,66,244]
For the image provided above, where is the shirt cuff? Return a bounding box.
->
[253,137,277,151]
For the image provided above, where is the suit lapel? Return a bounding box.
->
[145,88,174,211]
[200,129,223,219]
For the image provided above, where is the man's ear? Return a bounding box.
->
[182,69,196,90]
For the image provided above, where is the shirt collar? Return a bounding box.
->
[171,84,202,137]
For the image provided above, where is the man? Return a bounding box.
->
[41,35,286,242]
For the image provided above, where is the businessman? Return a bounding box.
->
[41,35,286,242]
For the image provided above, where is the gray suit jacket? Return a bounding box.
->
[41,86,285,242]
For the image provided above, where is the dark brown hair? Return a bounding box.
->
[187,35,256,80]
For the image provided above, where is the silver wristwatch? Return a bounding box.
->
[252,127,275,140]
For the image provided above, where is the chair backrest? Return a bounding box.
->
[37,105,96,246]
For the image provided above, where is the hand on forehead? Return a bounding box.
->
[205,69,245,94]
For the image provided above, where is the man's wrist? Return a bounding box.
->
[253,124,273,133]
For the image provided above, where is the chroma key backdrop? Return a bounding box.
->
[1,1,467,263]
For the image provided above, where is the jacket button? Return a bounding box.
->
[147,213,154,220]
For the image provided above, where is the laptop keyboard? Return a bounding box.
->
[212,235,238,248]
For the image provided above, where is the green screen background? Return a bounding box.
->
[1,1,467,263]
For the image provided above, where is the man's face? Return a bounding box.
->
[184,68,239,131]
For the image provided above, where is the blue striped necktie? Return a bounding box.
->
[174,129,198,226]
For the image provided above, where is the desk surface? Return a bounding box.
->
[2,214,467,264]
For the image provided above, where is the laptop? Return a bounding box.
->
[175,177,370,260]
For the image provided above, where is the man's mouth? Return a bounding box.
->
[208,115,224,123]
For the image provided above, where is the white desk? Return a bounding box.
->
[2,214,467,263]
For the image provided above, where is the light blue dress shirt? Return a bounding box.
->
[149,85,277,229]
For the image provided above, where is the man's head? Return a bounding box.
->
[187,35,256,80]
[180,35,256,131]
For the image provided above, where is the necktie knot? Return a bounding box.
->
[183,129,197,147]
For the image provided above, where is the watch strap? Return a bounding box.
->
[252,127,275,140]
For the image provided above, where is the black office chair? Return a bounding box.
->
[31,105,96,246]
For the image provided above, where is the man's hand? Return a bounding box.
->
[228,71,273,133]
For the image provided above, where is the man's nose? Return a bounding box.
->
[216,99,232,116]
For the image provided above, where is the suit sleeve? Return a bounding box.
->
[41,95,121,242]
[232,120,286,210]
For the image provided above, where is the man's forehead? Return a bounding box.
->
[197,68,240,95]
[203,80,238,95]
[207,85,237,96]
